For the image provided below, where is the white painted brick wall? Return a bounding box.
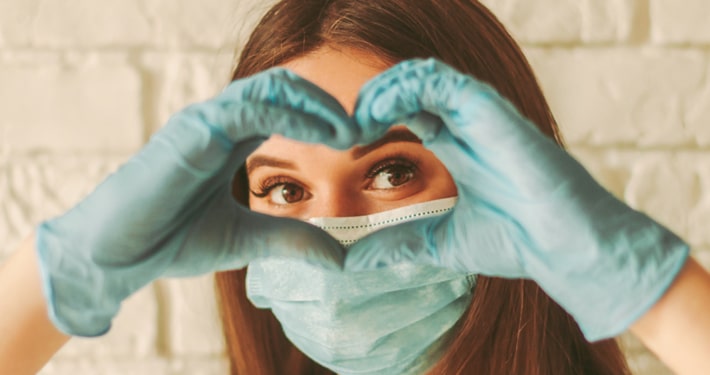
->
[480,0,637,43]
[0,53,143,152]
[1,1,707,374]
[651,0,710,44]
[527,48,710,146]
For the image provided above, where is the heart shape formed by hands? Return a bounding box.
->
[36,56,688,342]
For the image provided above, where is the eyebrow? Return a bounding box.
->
[246,155,297,174]
[245,128,422,174]
[351,128,422,159]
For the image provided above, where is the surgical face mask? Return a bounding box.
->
[246,197,476,375]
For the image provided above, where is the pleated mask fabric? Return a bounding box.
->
[246,197,476,374]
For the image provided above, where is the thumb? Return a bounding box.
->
[217,68,360,150]
[345,208,528,278]
[163,184,346,276]
[233,211,346,271]
[344,217,444,272]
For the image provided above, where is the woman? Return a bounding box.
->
[1,1,709,375]
[218,1,629,374]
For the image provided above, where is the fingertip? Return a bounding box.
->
[328,117,362,151]
[403,112,444,143]
[271,70,360,151]
[354,75,424,144]
[252,215,347,270]
[291,115,360,151]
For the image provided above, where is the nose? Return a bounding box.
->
[306,189,368,218]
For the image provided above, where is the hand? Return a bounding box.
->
[347,59,690,341]
[36,68,356,337]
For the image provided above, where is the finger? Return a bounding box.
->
[155,102,353,172]
[355,58,586,196]
[355,58,541,144]
[237,211,346,271]
[345,205,528,277]
[354,58,564,168]
[216,67,359,150]
[153,69,359,174]
[344,217,444,272]
[162,185,346,276]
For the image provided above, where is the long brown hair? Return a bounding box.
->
[215,1,631,374]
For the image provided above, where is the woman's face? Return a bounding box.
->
[247,46,457,219]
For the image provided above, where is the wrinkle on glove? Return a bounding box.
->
[35,68,359,336]
[348,58,690,341]
[248,198,475,375]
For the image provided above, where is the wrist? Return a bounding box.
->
[630,257,710,375]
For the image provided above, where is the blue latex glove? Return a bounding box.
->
[36,68,355,337]
[347,59,690,341]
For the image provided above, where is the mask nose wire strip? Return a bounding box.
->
[307,197,457,247]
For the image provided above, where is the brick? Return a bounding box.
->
[0,50,61,66]
[571,148,710,248]
[54,285,159,358]
[39,357,228,375]
[33,0,153,47]
[0,154,126,258]
[527,48,706,146]
[0,55,143,152]
[154,0,270,50]
[39,358,169,375]
[651,0,710,44]
[0,0,40,46]
[163,275,225,356]
[481,0,634,44]
[167,357,229,375]
[140,52,234,135]
[684,63,710,146]
[1,0,270,49]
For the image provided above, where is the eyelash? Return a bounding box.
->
[250,176,298,198]
[249,154,422,201]
[365,155,420,182]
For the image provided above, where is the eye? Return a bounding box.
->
[250,177,309,206]
[367,158,418,190]
[268,183,305,204]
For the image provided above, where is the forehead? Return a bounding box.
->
[279,46,391,114]
[249,125,421,173]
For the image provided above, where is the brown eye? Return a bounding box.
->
[269,183,305,204]
[371,165,415,190]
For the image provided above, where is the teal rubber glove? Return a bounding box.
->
[36,68,355,337]
[347,59,690,341]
